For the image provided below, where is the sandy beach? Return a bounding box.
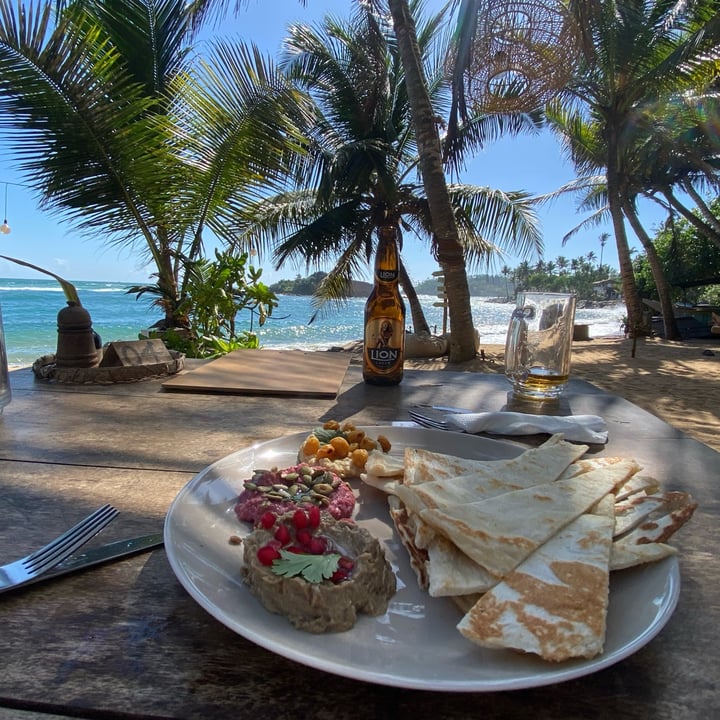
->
[406,335,720,453]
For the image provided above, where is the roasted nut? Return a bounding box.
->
[345,429,365,444]
[360,436,378,451]
[323,420,341,430]
[377,434,392,453]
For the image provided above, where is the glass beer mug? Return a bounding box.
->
[0,303,11,413]
[504,292,576,401]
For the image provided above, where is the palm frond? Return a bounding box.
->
[448,183,543,265]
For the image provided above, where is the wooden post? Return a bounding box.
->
[432,270,448,335]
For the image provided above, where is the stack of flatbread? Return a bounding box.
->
[362,434,696,662]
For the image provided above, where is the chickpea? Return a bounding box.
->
[302,435,321,457]
[329,436,351,459]
[351,448,369,469]
[377,434,392,453]
[316,443,336,459]
[323,420,340,431]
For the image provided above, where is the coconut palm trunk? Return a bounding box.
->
[682,182,720,238]
[605,126,647,344]
[621,198,680,341]
[398,259,431,336]
[386,0,476,361]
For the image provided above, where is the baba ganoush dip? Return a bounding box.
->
[241,509,396,633]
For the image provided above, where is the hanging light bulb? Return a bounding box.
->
[0,184,10,234]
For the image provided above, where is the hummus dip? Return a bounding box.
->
[242,511,396,633]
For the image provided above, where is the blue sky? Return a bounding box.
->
[0,0,667,285]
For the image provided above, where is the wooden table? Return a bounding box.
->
[0,359,718,720]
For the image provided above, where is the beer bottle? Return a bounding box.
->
[363,225,405,385]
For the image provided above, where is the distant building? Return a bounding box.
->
[592,278,621,300]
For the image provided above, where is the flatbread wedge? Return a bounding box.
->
[419,467,625,578]
[387,495,499,596]
[616,492,697,545]
[404,434,587,488]
[387,495,429,590]
[457,512,615,662]
[609,537,677,571]
[412,456,641,512]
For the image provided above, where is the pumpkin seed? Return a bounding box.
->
[312,483,334,495]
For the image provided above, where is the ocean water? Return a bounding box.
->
[0,278,626,367]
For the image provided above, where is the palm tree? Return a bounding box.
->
[236,2,542,337]
[383,0,478,360]
[638,92,720,250]
[552,0,720,340]
[501,264,512,298]
[598,232,608,269]
[0,0,305,327]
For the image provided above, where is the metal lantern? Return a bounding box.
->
[56,302,99,368]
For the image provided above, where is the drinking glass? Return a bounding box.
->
[0,303,11,413]
[504,292,576,401]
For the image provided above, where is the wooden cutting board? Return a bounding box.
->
[161,348,351,398]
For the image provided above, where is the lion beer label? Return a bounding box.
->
[364,317,404,372]
[363,225,405,385]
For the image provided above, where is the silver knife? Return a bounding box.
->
[8,533,164,592]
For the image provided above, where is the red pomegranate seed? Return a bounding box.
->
[274,524,291,545]
[338,556,355,570]
[292,509,308,529]
[296,528,312,547]
[259,511,277,529]
[307,505,321,528]
[257,545,281,566]
[331,569,347,584]
[308,537,327,555]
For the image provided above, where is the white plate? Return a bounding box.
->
[164,426,680,692]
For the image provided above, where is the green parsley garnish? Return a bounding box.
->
[271,549,341,584]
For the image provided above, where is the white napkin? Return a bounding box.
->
[444,411,608,444]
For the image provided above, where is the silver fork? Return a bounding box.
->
[0,504,119,593]
[407,408,453,431]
